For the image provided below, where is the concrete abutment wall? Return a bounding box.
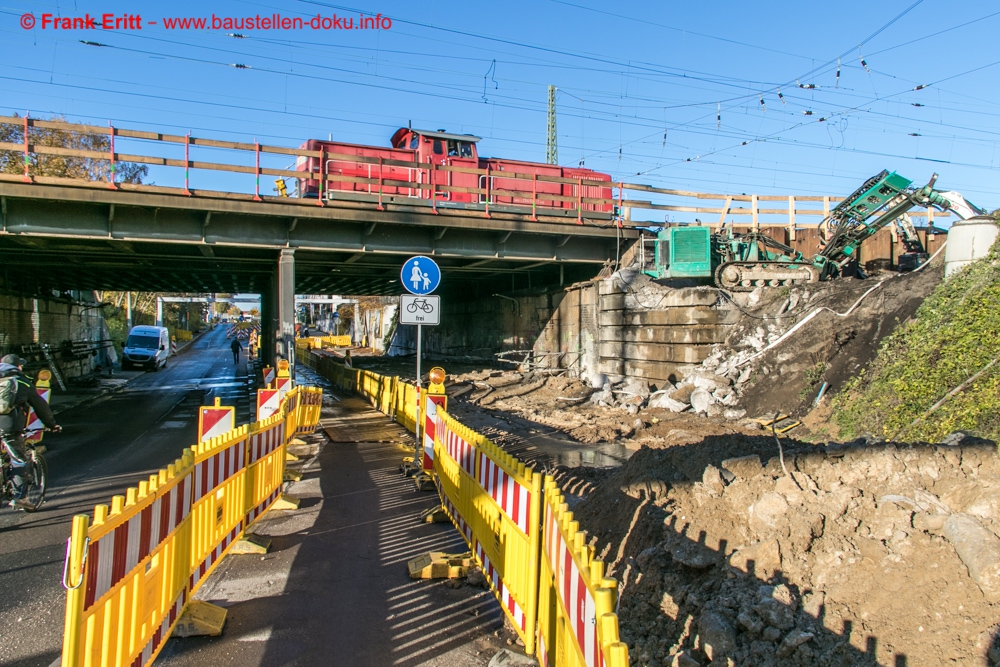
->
[392,270,737,387]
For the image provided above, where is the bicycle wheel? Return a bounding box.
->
[17,453,47,512]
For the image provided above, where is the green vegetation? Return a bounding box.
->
[834,238,1000,442]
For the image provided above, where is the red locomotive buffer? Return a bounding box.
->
[296,128,613,218]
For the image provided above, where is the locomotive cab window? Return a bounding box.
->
[433,139,443,155]
[446,140,474,158]
[409,135,419,149]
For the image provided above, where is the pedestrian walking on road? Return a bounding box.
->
[230,338,242,364]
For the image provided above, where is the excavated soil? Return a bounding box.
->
[435,365,1000,666]
[570,434,1000,667]
[733,264,942,420]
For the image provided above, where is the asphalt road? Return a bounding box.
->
[0,327,254,667]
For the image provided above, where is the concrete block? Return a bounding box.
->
[619,342,713,363]
[598,279,623,295]
[621,307,740,327]
[598,358,624,375]
[272,494,300,510]
[173,601,227,637]
[598,311,626,327]
[600,326,624,341]
[623,360,689,384]
[598,342,625,358]
[623,287,718,309]
[599,293,626,311]
[230,533,272,554]
[407,551,473,579]
[621,325,729,345]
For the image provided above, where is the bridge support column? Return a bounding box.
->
[125,292,132,330]
[260,279,275,368]
[155,297,163,327]
[277,249,296,378]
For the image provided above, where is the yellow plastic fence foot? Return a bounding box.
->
[289,437,307,446]
[284,469,304,482]
[230,534,272,555]
[172,601,227,637]
[285,451,300,462]
[272,493,300,510]
[420,505,450,524]
[413,472,436,492]
[407,552,473,580]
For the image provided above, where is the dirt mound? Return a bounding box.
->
[572,433,1000,666]
[708,264,942,421]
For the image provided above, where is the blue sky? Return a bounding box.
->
[2,0,999,213]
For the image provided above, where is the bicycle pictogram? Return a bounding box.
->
[406,298,435,314]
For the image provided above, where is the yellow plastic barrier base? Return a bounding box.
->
[420,506,450,524]
[289,437,308,446]
[172,601,227,638]
[284,469,304,482]
[230,534,272,555]
[407,552,473,580]
[413,472,435,492]
[285,451,300,462]
[272,493,300,510]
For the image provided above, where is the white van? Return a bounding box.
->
[122,325,170,371]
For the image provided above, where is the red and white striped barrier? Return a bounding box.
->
[545,504,601,667]
[198,403,235,442]
[256,389,280,420]
[477,450,532,534]
[421,394,446,471]
[193,440,245,503]
[135,589,187,667]
[170,339,178,356]
[275,377,292,402]
[475,540,528,634]
[444,426,475,477]
[25,381,51,445]
[248,423,285,463]
[83,475,192,610]
[190,524,242,592]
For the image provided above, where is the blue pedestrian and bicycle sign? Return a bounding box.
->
[400,256,441,295]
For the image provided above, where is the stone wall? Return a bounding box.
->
[596,273,739,386]
[0,291,113,378]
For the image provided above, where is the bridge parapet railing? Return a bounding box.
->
[61,383,323,667]
[0,114,945,233]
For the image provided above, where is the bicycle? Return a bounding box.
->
[406,298,435,314]
[0,428,50,512]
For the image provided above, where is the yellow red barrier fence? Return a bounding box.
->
[62,450,195,667]
[188,425,248,595]
[537,478,629,667]
[61,383,322,667]
[302,355,631,666]
[433,407,542,653]
[245,412,286,528]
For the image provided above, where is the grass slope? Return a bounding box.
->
[834,238,1000,443]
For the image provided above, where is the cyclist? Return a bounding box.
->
[0,354,61,504]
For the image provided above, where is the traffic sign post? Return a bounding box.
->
[400,256,442,450]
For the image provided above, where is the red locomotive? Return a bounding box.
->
[296,127,613,216]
